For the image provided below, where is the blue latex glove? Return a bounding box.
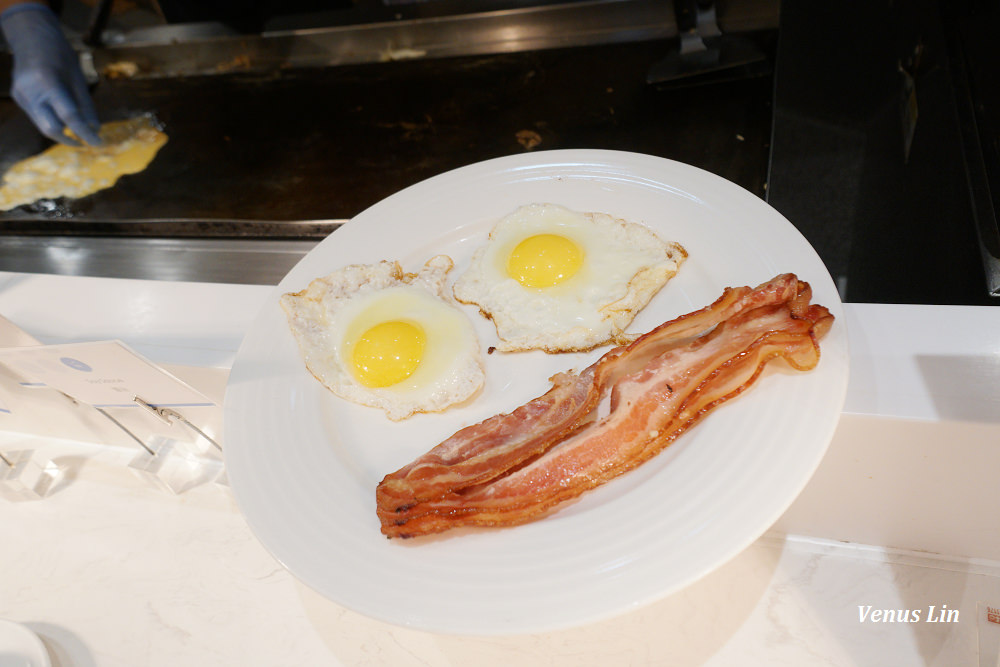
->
[1,3,101,145]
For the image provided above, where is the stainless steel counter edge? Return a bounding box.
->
[0,235,322,285]
[88,0,779,79]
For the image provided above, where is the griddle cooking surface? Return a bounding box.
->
[0,39,773,234]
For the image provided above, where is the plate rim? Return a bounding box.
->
[0,619,52,667]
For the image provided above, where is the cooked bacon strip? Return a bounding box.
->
[379,293,831,538]
[376,274,805,514]
[591,272,801,388]
[377,275,831,538]
[375,369,601,513]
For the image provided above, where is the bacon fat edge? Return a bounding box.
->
[376,273,833,538]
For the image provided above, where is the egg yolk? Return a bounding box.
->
[351,320,426,388]
[506,233,584,287]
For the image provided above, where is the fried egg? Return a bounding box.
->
[281,255,485,420]
[0,116,167,211]
[453,203,687,352]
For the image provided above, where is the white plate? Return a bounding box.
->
[0,620,50,667]
[224,150,849,635]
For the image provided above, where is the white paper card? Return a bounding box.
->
[0,314,42,347]
[0,341,214,409]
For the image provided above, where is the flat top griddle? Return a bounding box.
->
[0,38,774,238]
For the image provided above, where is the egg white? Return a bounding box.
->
[453,203,687,352]
[281,256,485,420]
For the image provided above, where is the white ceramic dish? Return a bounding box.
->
[0,620,50,667]
[224,150,849,635]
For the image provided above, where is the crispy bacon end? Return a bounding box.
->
[376,273,834,539]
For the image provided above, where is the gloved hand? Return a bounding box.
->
[1,3,101,145]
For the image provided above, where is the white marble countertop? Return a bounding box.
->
[0,270,999,667]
